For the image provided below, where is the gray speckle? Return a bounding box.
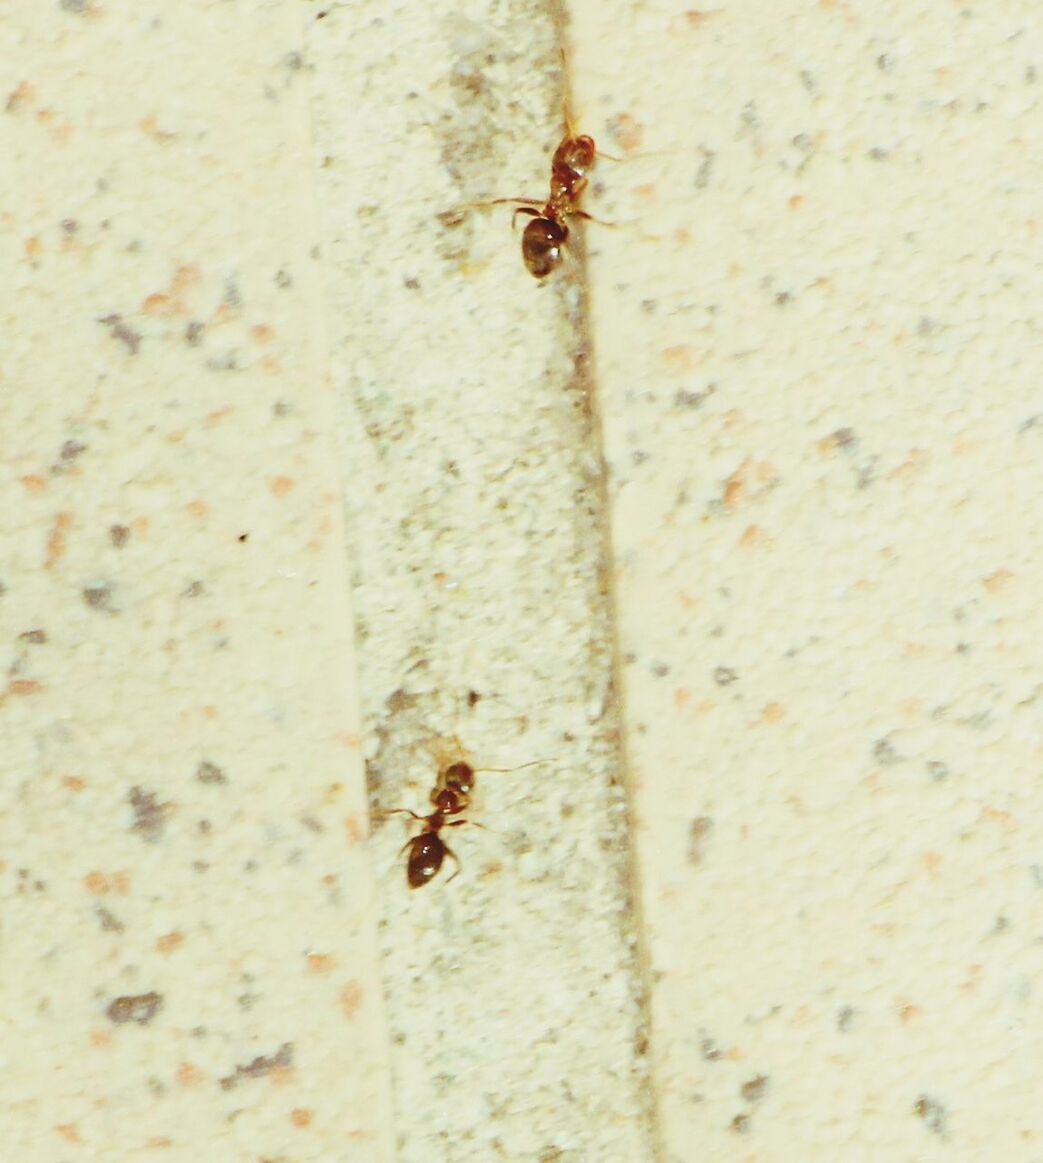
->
[129,786,171,842]
[18,629,47,644]
[98,314,141,355]
[196,760,227,785]
[872,735,902,765]
[694,149,716,190]
[219,1042,293,1090]
[109,524,130,547]
[60,439,87,462]
[96,905,124,932]
[107,991,163,1025]
[688,817,714,864]
[913,1094,947,1136]
[741,1075,769,1103]
[82,583,115,612]
[673,387,711,410]
[700,1035,723,1061]
[713,665,738,686]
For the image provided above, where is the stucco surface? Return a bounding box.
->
[3,1,1041,1161]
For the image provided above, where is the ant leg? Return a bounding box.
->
[374,807,425,822]
[511,206,541,231]
[573,209,617,228]
[441,841,462,884]
[486,197,543,208]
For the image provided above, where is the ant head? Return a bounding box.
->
[442,760,475,797]
[553,134,597,179]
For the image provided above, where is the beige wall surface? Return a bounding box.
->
[2,3,390,1160]
[570,1,1043,1160]
[3,1,1042,1162]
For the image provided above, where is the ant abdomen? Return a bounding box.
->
[522,217,568,279]
[406,833,446,888]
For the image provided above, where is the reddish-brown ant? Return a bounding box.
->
[379,734,549,889]
[489,115,605,279]
[381,757,478,889]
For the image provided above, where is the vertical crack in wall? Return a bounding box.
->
[552,4,664,1156]
[308,2,659,1159]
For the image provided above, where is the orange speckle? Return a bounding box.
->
[62,776,86,792]
[633,183,656,201]
[260,354,281,374]
[789,194,804,211]
[205,407,234,426]
[898,1003,921,1024]
[290,1108,313,1128]
[139,114,176,142]
[608,112,643,154]
[167,430,185,444]
[25,235,42,259]
[89,1030,111,1047]
[84,870,130,896]
[8,679,41,697]
[338,732,360,750]
[344,814,365,845]
[185,500,208,519]
[6,82,34,113]
[21,474,47,493]
[922,851,942,874]
[981,806,1016,831]
[156,931,184,953]
[739,524,769,548]
[888,448,928,483]
[251,324,275,343]
[761,702,786,724]
[177,1063,203,1088]
[306,953,334,974]
[142,293,171,315]
[673,687,692,708]
[340,981,364,1020]
[684,9,717,27]
[662,345,697,372]
[723,464,746,510]
[55,1124,81,1144]
[270,476,295,497]
[172,265,200,294]
[201,704,218,720]
[983,569,1013,594]
[678,591,698,609]
[45,510,72,569]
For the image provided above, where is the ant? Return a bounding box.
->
[492,127,600,279]
[481,55,617,279]
[377,705,550,888]
[381,756,478,889]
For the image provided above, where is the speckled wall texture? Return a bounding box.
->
[2,3,391,1160]
[572,1,1043,1160]
[5,1,1043,1162]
